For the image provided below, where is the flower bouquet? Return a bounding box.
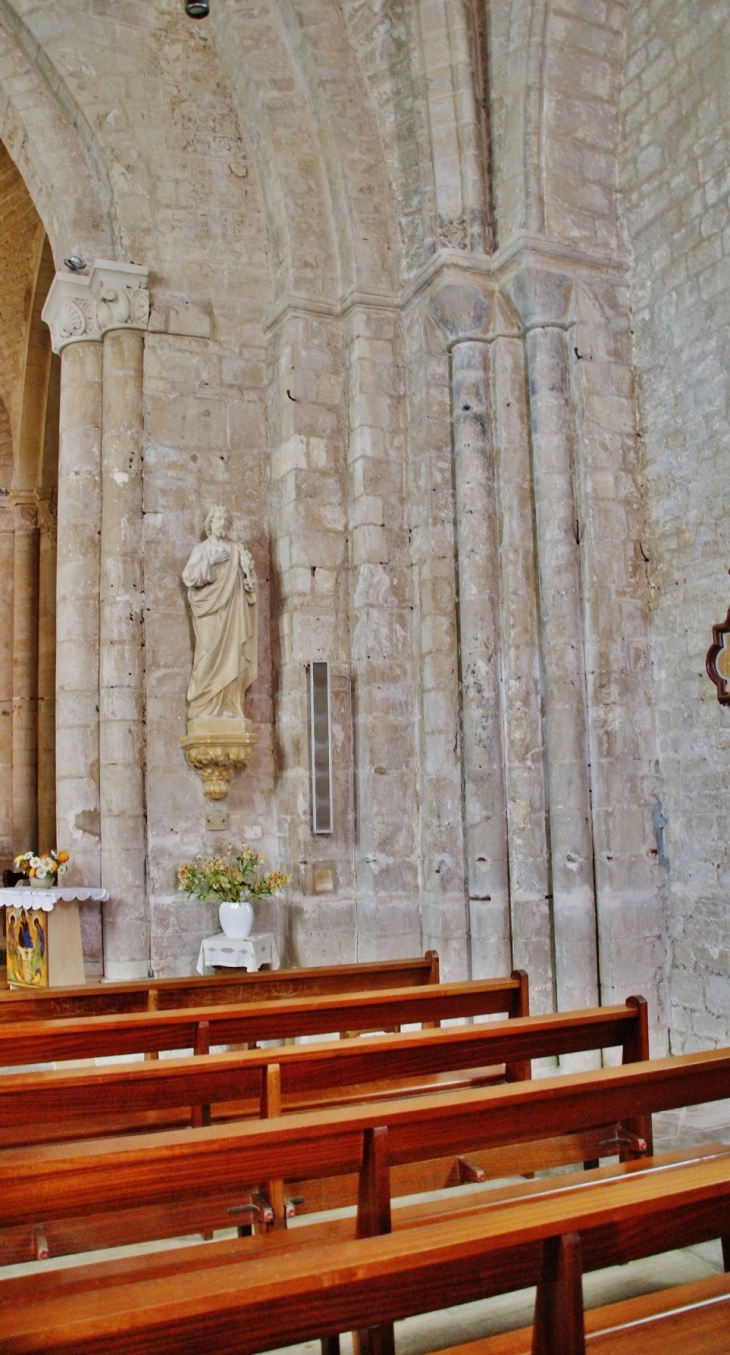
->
[178,845,289,939]
[13,849,69,887]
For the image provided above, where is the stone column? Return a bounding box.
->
[0,494,13,865]
[449,338,511,979]
[99,324,148,980]
[36,494,57,853]
[11,495,39,854]
[507,268,599,1018]
[404,300,468,980]
[490,309,554,1014]
[43,262,150,978]
[42,274,104,888]
[420,277,518,982]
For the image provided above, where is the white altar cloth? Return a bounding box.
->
[0,887,109,911]
[196,930,280,975]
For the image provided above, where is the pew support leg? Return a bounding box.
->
[261,1062,288,1230]
[354,1127,393,1355]
[532,1232,585,1355]
[722,1236,730,1272]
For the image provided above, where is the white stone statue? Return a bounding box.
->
[182,505,257,723]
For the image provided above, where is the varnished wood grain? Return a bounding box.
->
[0,953,442,1022]
[2,1150,730,1354]
[0,1004,643,1143]
[427,1273,730,1355]
[0,976,525,1066]
[1,1049,729,1230]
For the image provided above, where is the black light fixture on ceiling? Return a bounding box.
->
[185,1,209,15]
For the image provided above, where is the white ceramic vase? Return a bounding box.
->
[218,897,254,939]
[32,877,54,889]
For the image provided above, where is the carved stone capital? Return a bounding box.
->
[42,260,150,354]
[10,492,38,530]
[181,717,260,800]
[502,264,575,332]
[36,492,58,542]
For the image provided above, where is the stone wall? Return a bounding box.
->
[619,0,730,1050]
[0,0,725,1034]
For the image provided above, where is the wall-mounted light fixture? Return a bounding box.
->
[185,1,209,16]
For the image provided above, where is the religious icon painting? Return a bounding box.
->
[6,907,48,987]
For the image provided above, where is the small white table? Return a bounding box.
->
[196,931,280,976]
[0,887,109,988]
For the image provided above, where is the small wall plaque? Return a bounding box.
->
[205,808,228,832]
[706,605,730,704]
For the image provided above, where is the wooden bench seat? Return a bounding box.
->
[0,952,442,1021]
[431,1272,730,1355]
[1,1142,720,1278]
[0,1047,723,1266]
[0,974,529,1067]
[2,1143,730,1355]
[0,1000,648,1154]
[0,999,651,1261]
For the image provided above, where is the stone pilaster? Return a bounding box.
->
[0,493,13,866]
[11,495,39,854]
[344,300,420,961]
[42,260,150,977]
[99,326,148,981]
[404,298,468,980]
[449,334,511,980]
[52,338,103,887]
[570,277,667,1051]
[266,303,355,965]
[36,493,57,854]
[506,266,600,1023]
[489,304,553,1013]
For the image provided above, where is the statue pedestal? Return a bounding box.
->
[181,717,259,799]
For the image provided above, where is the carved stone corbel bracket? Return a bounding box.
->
[42,260,150,354]
[181,717,260,799]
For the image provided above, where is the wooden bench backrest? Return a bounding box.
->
[0,1001,646,1137]
[0,951,441,1022]
[0,974,527,1066]
[1,1048,728,1230]
[2,1149,730,1355]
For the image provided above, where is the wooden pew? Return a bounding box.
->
[0,974,529,1067]
[1,1142,730,1355]
[0,1000,649,1156]
[0,999,648,1258]
[433,1272,730,1354]
[0,951,441,1021]
[0,1047,724,1267]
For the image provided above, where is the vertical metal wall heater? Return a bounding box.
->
[308,660,333,834]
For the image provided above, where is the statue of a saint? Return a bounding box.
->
[182,505,257,723]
